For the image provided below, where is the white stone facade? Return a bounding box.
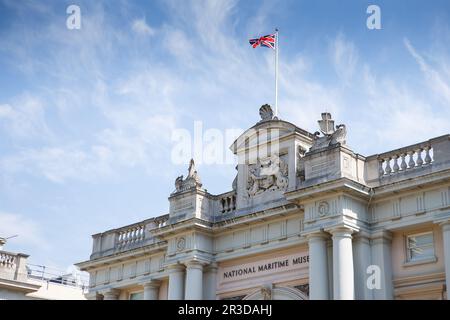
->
[76,106,450,300]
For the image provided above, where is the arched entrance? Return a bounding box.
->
[243,286,309,300]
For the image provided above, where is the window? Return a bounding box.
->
[406,232,435,262]
[129,291,143,300]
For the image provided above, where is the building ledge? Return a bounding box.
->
[0,278,41,294]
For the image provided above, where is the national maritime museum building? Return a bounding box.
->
[76,105,450,300]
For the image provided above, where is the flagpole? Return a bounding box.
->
[275,28,279,118]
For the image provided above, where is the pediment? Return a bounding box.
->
[230,119,314,155]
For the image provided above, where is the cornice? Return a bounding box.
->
[285,177,371,203]
[75,240,168,270]
[371,167,450,199]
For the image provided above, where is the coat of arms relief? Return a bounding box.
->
[247,153,289,197]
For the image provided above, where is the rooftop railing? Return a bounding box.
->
[365,134,450,184]
[90,215,169,259]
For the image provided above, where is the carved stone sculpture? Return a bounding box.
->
[310,112,347,152]
[259,104,275,121]
[261,285,273,300]
[232,165,238,191]
[173,159,202,193]
[247,153,288,197]
[297,145,307,181]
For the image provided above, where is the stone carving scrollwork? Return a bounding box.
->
[260,284,272,300]
[247,153,288,197]
[318,201,330,217]
[310,112,347,152]
[176,237,186,251]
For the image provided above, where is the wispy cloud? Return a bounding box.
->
[131,18,155,36]
[404,37,450,105]
[331,32,359,85]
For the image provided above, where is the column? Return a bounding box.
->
[353,232,373,300]
[370,230,393,300]
[307,232,329,300]
[143,280,161,300]
[203,263,218,300]
[441,221,450,300]
[102,288,120,300]
[330,227,355,300]
[167,264,185,300]
[185,261,204,300]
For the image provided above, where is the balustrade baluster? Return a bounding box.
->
[408,151,415,168]
[416,149,424,166]
[384,157,392,174]
[424,146,432,164]
[378,159,385,176]
[400,153,407,171]
[392,155,400,172]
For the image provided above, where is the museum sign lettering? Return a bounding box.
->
[219,253,309,284]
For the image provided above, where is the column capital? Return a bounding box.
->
[141,279,161,289]
[439,220,450,231]
[185,260,205,270]
[304,230,330,241]
[326,226,356,238]
[204,262,218,273]
[100,288,120,300]
[370,229,393,244]
[167,263,186,273]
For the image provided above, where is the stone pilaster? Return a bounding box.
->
[306,231,330,300]
[203,263,218,300]
[441,221,450,300]
[353,232,373,300]
[370,230,393,300]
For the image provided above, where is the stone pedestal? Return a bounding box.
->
[307,232,329,300]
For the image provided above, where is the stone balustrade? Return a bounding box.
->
[378,143,433,177]
[116,224,146,249]
[0,250,29,282]
[362,135,450,185]
[217,191,236,214]
[0,251,16,269]
[90,216,169,259]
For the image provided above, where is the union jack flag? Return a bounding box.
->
[249,33,276,50]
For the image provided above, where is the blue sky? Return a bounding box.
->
[1,0,450,271]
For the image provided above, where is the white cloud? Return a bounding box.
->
[132,18,155,36]
[0,95,52,140]
[404,37,450,105]
[331,33,358,85]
